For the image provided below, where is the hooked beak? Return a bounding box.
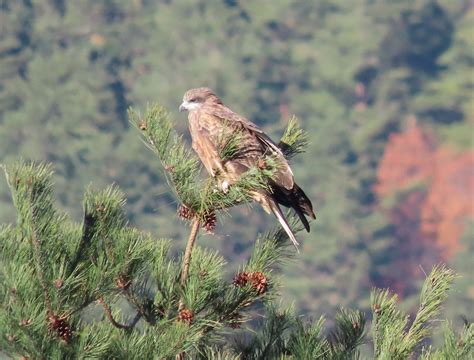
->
[179,102,187,112]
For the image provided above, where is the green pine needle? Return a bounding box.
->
[278,116,309,160]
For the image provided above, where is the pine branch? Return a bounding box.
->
[216,121,246,162]
[404,264,456,349]
[179,217,200,312]
[371,264,457,359]
[371,289,408,358]
[29,217,53,314]
[278,115,309,160]
[129,105,202,211]
[246,213,300,272]
[328,308,366,359]
[1,161,176,356]
[234,305,295,359]
[286,316,328,359]
[420,321,473,359]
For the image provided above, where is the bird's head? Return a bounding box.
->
[179,87,222,112]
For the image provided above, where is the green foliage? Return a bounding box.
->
[328,308,366,359]
[420,321,473,359]
[246,218,299,273]
[0,161,163,357]
[1,107,469,358]
[0,0,472,357]
[129,105,202,211]
[286,315,327,359]
[1,158,370,358]
[216,120,246,162]
[371,264,457,359]
[278,116,310,160]
[234,306,364,359]
[229,270,468,359]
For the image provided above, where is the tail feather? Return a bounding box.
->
[268,198,300,252]
[272,183,315,233]
[292,183,316,220]
[294,206,310,232]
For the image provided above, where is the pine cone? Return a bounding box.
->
[177,308,193,325]
[138,120,147,130]
[249,272,267,295]
[233,271,268,295]
[233,272,250,287]
[202,211,217,233]
[373,304,381,315]
[19,319,31,327]
[48,314,72,344]
[178,205,195,220]
[54,279,63,289]
[199,269,208,279]
[115,274,132,290]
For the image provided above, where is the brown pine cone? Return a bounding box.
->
[233,272,250,287]
[48,314,73,344]
[202,211,217,233]
[249,272,267,295]
[177,308,193,325]
[178,205,195,220]
[233,271,268,295]
[115,274,132,290]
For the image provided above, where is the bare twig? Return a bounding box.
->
[178,217,200,312]
[181,218,201,285]
[69,211,95,274]
[98,297,141,330]
[176,218,200,360]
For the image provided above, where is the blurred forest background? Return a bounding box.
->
[0,0,472,332]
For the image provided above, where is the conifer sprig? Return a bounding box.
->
[371,264,457,359]
[328,308,366,359]
[406,264,456,349]
[129,105,283,219]
[278,115,309,160]
[129,105,202,211]
[420,321,473,359]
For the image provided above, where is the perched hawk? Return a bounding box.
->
[179,87,315,248]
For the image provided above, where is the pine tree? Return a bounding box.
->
[1,104,471,359]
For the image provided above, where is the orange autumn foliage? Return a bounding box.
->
[376,122,474,258]
[376,123,436,197]
[421,148,474,257]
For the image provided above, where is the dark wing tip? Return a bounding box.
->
[294,207,311,232]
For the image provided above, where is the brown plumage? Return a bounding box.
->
[179,87,315,249]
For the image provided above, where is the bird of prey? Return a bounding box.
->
[179,87,315,249]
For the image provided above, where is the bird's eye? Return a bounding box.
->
[189,98,196,103]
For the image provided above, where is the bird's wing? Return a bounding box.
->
[206,104,294,190]
[188,111,225,177]
[211,105,286,156]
